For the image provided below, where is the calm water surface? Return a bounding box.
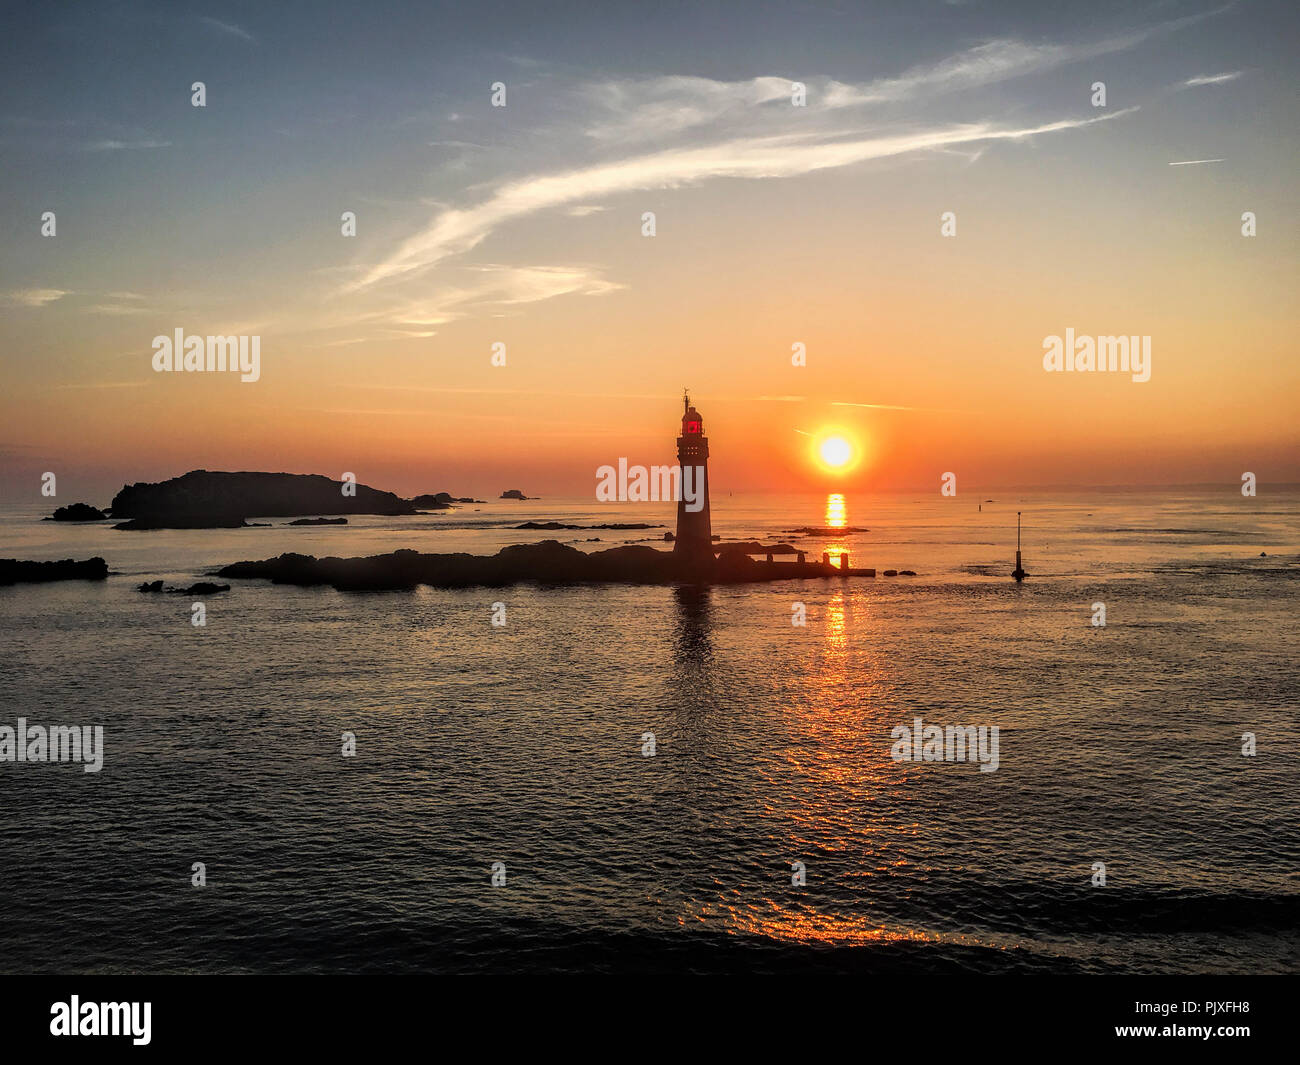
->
[2,490,1297,973]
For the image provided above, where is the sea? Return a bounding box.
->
[1,488,1297,974]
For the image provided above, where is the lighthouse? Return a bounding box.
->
[673,390,713,565]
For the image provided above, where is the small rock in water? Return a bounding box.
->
[141,580,231,595]
[47,502,108,522]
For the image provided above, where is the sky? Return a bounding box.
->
[1,0,1297,502]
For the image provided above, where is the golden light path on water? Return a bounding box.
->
[825,492,850,564]
[688,496,1012,953]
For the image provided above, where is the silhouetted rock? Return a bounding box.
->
[138,578,230,594]
[216,540,859,591]
[884,569,898,577]
[45,503,107,522]
[785,526,869,534]
[515,521,663,530]
[110,470,416,526]
[0,557,108,586]
[900,570,917,576]
[500,489,532,500]
[410,492,479,506]
[286,517,348,526]
[114,516,250,531]
[724,541,799,554]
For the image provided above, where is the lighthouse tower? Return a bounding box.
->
[673,390,713,564]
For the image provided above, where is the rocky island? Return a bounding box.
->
[45,503,108,522]
[410,492,479,508]
[1,557,108,585]
[216,539,870,591]
[514,521,664,531]
[110,470,417,529]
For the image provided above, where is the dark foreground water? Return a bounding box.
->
[1,490,1297,973]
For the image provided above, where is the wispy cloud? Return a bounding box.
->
[832,400,970,413]
[81,291,153,316]
[84,139,171,151]
[350,108,1135,291]
[5,288,69,307]
[317,263,622,339]
[1181,71,1242,88]
[52,380,150,391]
[824,39,1108,108]
[576,9,1224,144]
[83,303,151,316]
[314,12,1224,338]
[199,16,256,43]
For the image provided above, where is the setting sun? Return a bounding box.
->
[819,436,852,467]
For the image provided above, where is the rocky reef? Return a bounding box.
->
[410,492,478,508]
[115,515,251,531]
[45,503,108,522]
[138,579,230,594]
[216,539,853,591]
[0,557,108,585]
[514,521,664,530]
[109,470,416,528]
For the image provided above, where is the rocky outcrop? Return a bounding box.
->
[410,494,453,509]
[216,539,857,591]
[410,492,480,507]
[0,557,108,585]
[286,517,348,526]
[45,503,107,522]
[138,579,230,594]
[515,521,663,530]
[110,470,416,526]
[785,526,868,534]
[722,541,799,554]
[115,516,251,531]
[500,489,532,500]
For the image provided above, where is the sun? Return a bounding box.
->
[818,435,853,468]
